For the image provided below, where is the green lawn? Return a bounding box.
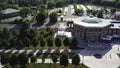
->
[6,63,88,68]
[27,63,88,68]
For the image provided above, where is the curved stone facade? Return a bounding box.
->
[73,16,111,42]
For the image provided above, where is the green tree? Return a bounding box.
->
[47,1,56,9]
[72,54,80,68]
[75,9,84,15]
[30,56,37,63]
[56,0,64,7]
[23,37,30,47]
[3,28,12,39]
[51,54,58,68]
[60,53,69,68]
[92,10,98,16]
[116,1,120,8]
[63,38,70,49]
[20,7,31,18]
[97,10,103,18]
[18,53,28,68]
[29,29,36,41]
[111,8,116,14]
[30,56,37,67]
[0,12,2,21]
[40,4,47,10]
[47,37,53,49]
[2,39,9,48]
[86,9,93,14]
[36,12,46,24]
[1,53,10,65]
[9,38,16,48]
[9,54,18,68]
[40,38,45,49]
[55,38,62,49]
[70,38,78,48]
[8,0,16,4]
[22,21,30,30]
[31,38,39,47]
[49,11,58,23]
[17,39,23,48]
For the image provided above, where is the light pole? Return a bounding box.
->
[118,45,119,51]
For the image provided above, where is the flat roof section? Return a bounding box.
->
[1,8,19,14]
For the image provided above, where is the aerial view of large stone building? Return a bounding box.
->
[1,8,19,19]
[71,16,120,42]
[73,16,112,41]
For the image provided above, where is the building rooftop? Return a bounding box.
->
[54,31,72,38]
[110,23,120,29]
[1,8,19,14]
[74,16,111,28]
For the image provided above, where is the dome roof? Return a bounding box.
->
[73,16,111,28]
[81,17,102,24]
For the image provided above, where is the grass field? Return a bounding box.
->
[27,63,88,68]
[6,63,88,68]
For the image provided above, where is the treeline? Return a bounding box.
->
[91,0,120,8]
[0,2,18,10]
[69,0,120,8]
[0,0,119,9]
[0,53,82,68]
[0,20,78,49]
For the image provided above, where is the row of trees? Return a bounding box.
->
[67,0,120,8]
[86,8,117,18]
[86,9,104,18]
[0,23,78,49]
[47,0,65,9]
[1,53,34,68]
[1,53,80,68]
[36,10,58,24]
[0,0,119,9]
[19,7,31,18]
[91,0,120,8]
[0,30,78,49]
[15,0,65,8]
[73,3,84,15]
[0,2,18,10]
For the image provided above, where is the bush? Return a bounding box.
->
[49,11,58,23]
[93,54,102,59]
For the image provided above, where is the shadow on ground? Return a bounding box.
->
[32,23,43,28]
[78,42,112,56]
[45,22,55,27]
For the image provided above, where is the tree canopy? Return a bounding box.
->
[30,56,37,63]
[20,7,31,18]
[18,53,28,66]
[49,11,58,23]
[1,53,10,65]
[60,53,69,67]
[9,54,18,66]
[55,38,62,48]
[63,38,70,48]
[36,12,46,24]
[72,54,80,67]
[47,1,56,9]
